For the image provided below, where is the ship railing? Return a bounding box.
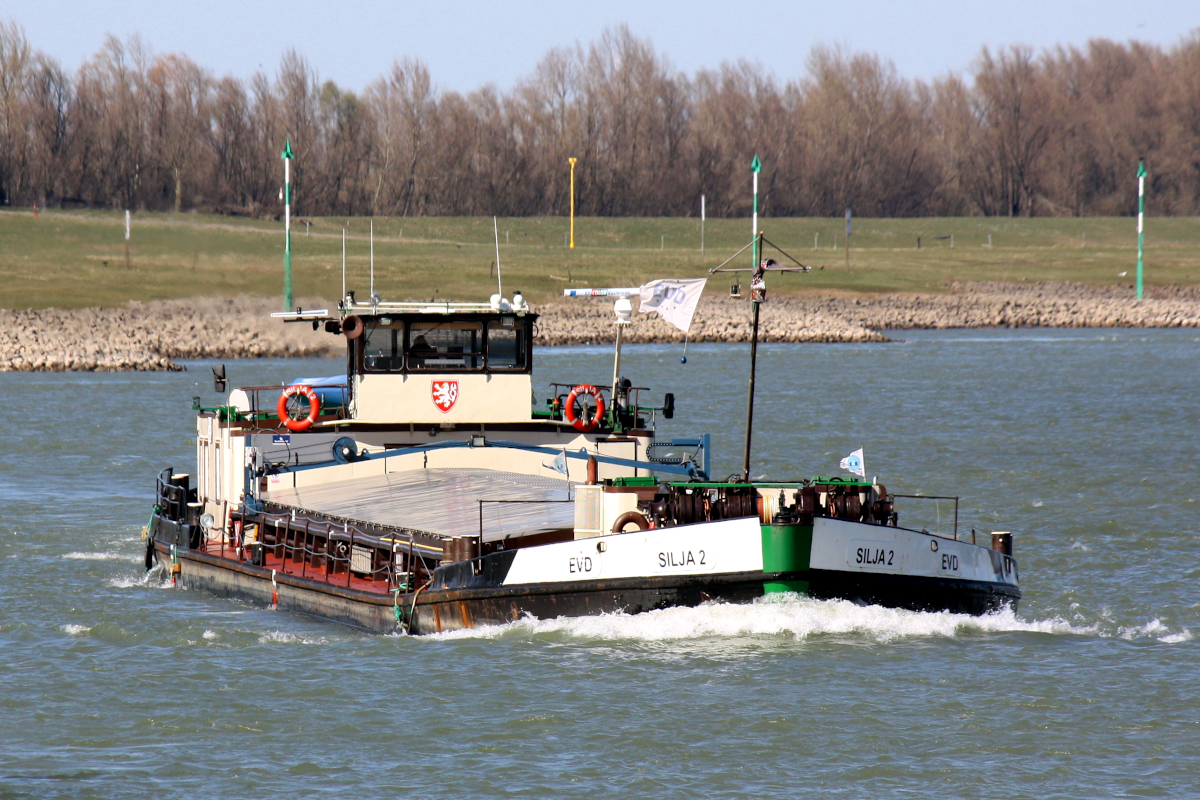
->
[547,381,655,422]
[221,510,424,593]
[890,494,960,540]
[230,384,351,425]
[155,468,195,523]
[548,382,648,408]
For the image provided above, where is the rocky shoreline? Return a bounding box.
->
[2,282,1198,372]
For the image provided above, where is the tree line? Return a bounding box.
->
[1,21,1198,218]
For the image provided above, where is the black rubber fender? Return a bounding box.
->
[144,532,156,571]
[611,511,649,533]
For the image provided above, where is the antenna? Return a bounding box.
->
[563,286,638,418]
[369,220,375,299]
[341,227,346,301]
[493,216,503,297]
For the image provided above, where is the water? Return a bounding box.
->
[2,329,1198,799]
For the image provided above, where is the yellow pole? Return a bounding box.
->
[568,157,577,249]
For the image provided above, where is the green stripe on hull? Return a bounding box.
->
[761,524,812,595]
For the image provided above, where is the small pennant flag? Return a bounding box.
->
[544,448,569,477]
[839,448,865,477]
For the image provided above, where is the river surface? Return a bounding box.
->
[2,329,1198,799]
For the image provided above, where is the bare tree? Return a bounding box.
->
[148,53,212,211]
[0,20,33,205]
[972,46,1054,216]
[368,58,438,216]
[6,20,1200,218]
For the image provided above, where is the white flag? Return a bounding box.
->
[639,278,707,334]
[839,448,865,477]
[543,448,569,477]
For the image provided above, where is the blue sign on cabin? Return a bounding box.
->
[272,435,291,445]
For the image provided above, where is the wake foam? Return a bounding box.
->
[61,624,91,636]
[107,565,173,589]
[257,630,336,645]
[1119,619,1194,643]
[424,595,1093,643]
[62,551,128,561]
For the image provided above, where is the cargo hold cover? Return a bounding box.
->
[262,468,575,542]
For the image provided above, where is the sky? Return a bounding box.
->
[7,0,1199,93]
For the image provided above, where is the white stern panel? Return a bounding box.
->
[809,517,1016,585]
[502,517,763,585]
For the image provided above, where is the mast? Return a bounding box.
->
[742,231,765,482]
[1136,159,1146,300]
[281,140,294,312]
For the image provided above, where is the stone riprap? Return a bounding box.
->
[2,283,1198,371]
[0,296,334,372]
[536,282,1200,345]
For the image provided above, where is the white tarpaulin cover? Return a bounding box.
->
[264,468,575,542]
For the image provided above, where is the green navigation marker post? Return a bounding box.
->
[751,154,761,265]
[1136,159,1146,301]
[282,139,294,312]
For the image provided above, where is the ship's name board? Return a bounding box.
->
[658,549,706,568]
[502,517,763,586]
[808,517,1017,585]
[854,544,895,568]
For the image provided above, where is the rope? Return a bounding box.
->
[393,588,405,630]
[144,505,160,538]
[407,579,432,631]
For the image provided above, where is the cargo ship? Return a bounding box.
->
[145,285,1020,634]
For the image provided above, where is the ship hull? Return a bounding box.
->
[149,513,1019,635]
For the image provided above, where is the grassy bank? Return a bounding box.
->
[1,209,1198,309]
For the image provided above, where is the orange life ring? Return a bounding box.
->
[565,384,606,432]
[277,384,321,432]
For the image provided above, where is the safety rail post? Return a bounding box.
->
[406,533,415,593]
[287,518,294,572]
[347,526,355,587]
[300,519,309,578]
[324,525,334,580]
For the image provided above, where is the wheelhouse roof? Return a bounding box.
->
[272,300,536,323]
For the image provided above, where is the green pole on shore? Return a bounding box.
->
[1136,159,1145,301]
[751,154,761,265]
[282,139,294,312]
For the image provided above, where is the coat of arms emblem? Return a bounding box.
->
[431,380,459,413]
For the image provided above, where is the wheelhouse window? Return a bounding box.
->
[486,317,526,370]
[408,322,483,371]
[361,320,403,372]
